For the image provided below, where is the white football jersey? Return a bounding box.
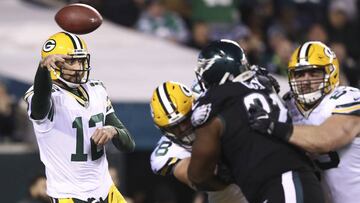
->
[24,80,114,201]
[285,86,360,203]
[150,136,191,176]
[150,136,248,203]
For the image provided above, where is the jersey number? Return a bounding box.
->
[155,141,172,156]
[71,113,105,162]
[244,92,288,122]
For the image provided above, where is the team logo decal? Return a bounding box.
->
[43,39,56,52]
[180,85,192,97]
[191,103,212,127]
[323,46,336,59]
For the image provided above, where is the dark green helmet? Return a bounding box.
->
[195,39,249,90]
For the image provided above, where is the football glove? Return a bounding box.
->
[248,103,293,141]
[250,65,280,93]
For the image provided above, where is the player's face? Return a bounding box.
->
[60,58,87,83]
[293,68,324,94]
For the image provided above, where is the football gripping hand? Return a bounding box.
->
[191,103,212,127]
[248,103,293,141]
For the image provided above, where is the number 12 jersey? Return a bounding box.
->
[24,80,114,200]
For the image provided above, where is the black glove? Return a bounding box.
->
[267,74,280,94]
[248,103,293,141]
[250,65,269,75]
[251,65,280,93]
[248,103,275,135]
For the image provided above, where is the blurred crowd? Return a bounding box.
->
[3,0,357,145]
[78,0,360,87]
[0,80,35,144]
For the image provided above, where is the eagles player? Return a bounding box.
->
[250,41,360,203]
[150,81,248,203]
[24,32,135,203]
[188,39,325,203]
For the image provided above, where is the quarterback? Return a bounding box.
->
[24,32,135,203]
[149,81,248,203]
[250,41,360,203]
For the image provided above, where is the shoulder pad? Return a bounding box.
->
[157,157,181,176]
[331,86,360,116]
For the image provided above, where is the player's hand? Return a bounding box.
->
[250,65,268,75]
[248,103,275,135]
[251,65,280,93]
[40,54,72,72]
[268,74,280,93]
[91,126,117,146]
[249,103,294,141]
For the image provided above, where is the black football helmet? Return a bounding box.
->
[195,39,250,90]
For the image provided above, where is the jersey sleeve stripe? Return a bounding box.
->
[335,101,360,108]
[106,97,113,113]
[332,102,360,115]
[24,90,34,101]
[159,157,180,176]
[47,101,55,121]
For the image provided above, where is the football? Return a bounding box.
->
[55,3,103,35]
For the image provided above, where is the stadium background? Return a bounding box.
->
[0,0,358,202]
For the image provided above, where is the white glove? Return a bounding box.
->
[191,103,212,127]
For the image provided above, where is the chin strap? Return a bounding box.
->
[50,67,80,88]
[58,77,80,88]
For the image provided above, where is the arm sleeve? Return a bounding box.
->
[105,112,135,152]
[31,64,52,120]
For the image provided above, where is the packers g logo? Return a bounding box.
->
[180,84,192,97]
[323,46,336,59]
[43,39,56,52]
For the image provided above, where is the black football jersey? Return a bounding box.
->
[193,76,314,201]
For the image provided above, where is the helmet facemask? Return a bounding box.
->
[53,53,91,88]
[195,67,208,92]
[161,113,195,148]
[289,65,332,110]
